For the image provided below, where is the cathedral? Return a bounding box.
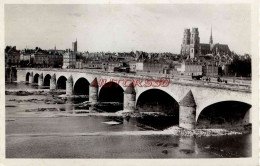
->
[180,27,231,59]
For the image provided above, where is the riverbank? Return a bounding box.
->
[115,110,251,136]
[164,125,251,137]
[6,89,65,96]
[6,89,252,137]
[7,105,251,137]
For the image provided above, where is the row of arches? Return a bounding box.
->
[26,72,52,87]
[25,72,125,98]
[25,72,251,128]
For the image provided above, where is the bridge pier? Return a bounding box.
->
[243,108,251,125]
[123,82,136,112]
[50,74,56,90]
[66,76,73,96]
[89,78,98,103]
[179,90,196,130]
[38,73,43,87]
[29,72,33,84]
[249,108,252,124]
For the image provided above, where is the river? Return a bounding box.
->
[5,82,251,158]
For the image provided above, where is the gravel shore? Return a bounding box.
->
[6,89,251,137]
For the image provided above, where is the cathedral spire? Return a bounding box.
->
[209,27,213,45]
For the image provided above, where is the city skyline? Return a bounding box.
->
[5,4,251,54]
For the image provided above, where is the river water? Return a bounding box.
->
[5,82,251,158]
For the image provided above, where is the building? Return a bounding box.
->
[20,49,32,61]
[5,46,20,82]
[20,49,34,67]
[48,50,63,68]
[102,61,123,72]
[76,61,83,69]
[179,60,202,76]
[19,47,64,68]
[62,40,78,69]
[128,61,137,72]
[211,43,231,56]
[202,61,219,77]
[31,47,49,68]
[180,27,231,58]
[143,62,169,74]
[175,64,182,72]
[5,46,20,67]
[127,61,144,72]
[62,51,76,69]
[84,61,102,69]
[180,28,200,58]
[200,43,211,55]
[136,61,144,71]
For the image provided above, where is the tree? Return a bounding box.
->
[229,56,251,77]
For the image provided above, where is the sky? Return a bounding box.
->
[5,4,251,54]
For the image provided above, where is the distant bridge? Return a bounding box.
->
[17,68,252,129]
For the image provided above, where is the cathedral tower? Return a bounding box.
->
[181,29,191,55]
[189,28,200,59]
[183,28,191,45]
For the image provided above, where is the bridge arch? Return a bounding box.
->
[57,75,67,89]
[98,81,124,112]
[43,74,51,86]
[33,73,39,83]
[136,86,181,104]
[136,88,179,114]
[73,77,90,95]
[25,72,30,82]
[98,78,127,91]
[99,81,124,103]
[196,100,251,129]
[136,88,180,127]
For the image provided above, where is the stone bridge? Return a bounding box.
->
[17,68,252,129]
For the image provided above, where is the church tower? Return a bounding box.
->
[189,28,200,59]
[209,27,213,45]
[180,29,191,55]
[72,39,77,53]
[183,28,191,45]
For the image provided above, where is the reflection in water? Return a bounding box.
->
[136,115,178,130]
[7,82,38,89]
[179,137,196,155]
